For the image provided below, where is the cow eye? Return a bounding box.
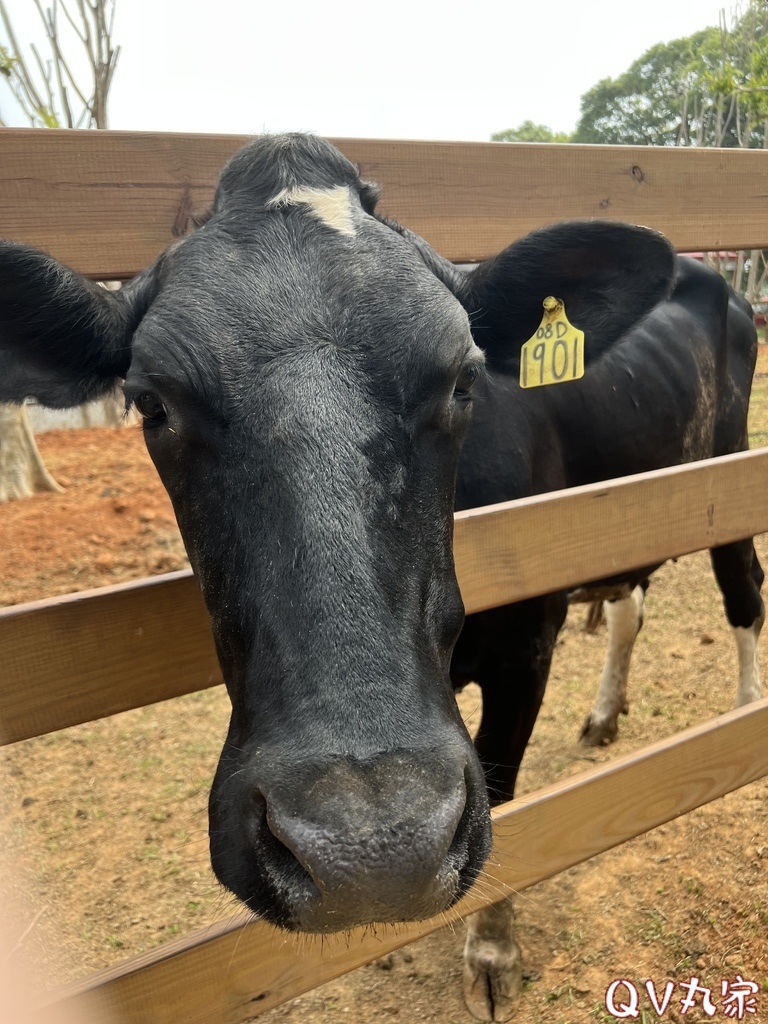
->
[134,392,167,423]
[454,363,479,399]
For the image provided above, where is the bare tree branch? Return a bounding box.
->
[59,0,88,45]
[47,2,75,127]
[755,254,768,298]
[37,0,91,113]
[28,42,55,116]
[721,91,737,145]
[74,0,95,71]
[0,0,49,117]
[1,0,118,130]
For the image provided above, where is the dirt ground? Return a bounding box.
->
[2,355,768,1024]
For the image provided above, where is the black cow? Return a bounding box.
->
[444,245,763,1019]
[0,135,761,1022]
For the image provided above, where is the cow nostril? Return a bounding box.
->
[248,790,320,918]
[262,802,318,882]
[445,765,491,899]
[252,789,300,862]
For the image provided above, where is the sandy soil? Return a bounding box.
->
[1,390,767,1023]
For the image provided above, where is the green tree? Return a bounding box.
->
[491,120,572,143]
[703,1,768,148]
[573,5,768,149]
[573,31,721,146]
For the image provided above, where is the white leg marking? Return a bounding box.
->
[733,620,763,706]
[463,900,522,1022]
[267,185,356,236]
[580,585,644,746]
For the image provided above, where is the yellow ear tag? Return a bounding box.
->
[519,296,585,389]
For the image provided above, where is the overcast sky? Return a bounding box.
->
[2,0,731,141]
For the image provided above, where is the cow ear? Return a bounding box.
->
[0,242,152,408]
[462,222,676,365]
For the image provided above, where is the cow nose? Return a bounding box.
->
[254,752,471,931]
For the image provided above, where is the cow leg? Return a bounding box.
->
[459,595,566,1022]
[580,585,645,746]
[463,900,522,1023]
[710,541,765,705]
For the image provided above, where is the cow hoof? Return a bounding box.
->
[579,712,619,747]
[462,937,523,1021]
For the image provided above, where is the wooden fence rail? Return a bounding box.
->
[3,130,768,275]
[3,447,768,744]
[2,130,768,1022]
[33,699,768,1024]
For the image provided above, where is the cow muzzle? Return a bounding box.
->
[210,747,491,932]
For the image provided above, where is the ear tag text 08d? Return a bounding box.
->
[519,296,585,389]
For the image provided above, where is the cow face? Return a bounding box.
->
[0,135,491,931]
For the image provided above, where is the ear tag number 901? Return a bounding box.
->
[519,296,585,389]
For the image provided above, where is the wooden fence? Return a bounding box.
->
[2,129,768,1024]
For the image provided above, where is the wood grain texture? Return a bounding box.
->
[33,698,768,1024]
[3,129,768,275]
[3,449,768,744]
[0,572,221,745]
[453,446,768,614]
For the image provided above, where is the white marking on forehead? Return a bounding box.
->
[267,184,357,237]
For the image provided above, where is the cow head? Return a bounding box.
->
[0,134,675,932]
[0,135,490,931]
